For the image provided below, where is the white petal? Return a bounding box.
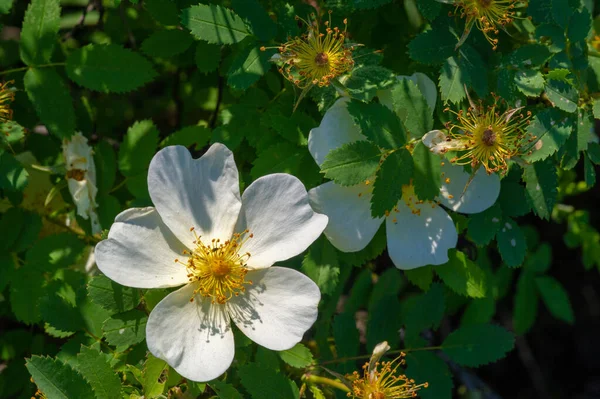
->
[386,202,457,270]
[148,144,242,248]
[146,284,234,382]
[236,174,328,269]
[308,98,365,166]
[95,207,190,288]
[227,267,320,351]
[308,181,383,252]
[421,130,446,149]
[439,163,500,214]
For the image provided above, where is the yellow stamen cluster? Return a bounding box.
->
[176,228,253,305]
[349,353,428,399]
[443,97,532,174]
[0,80,15,123]
[264,11,355,89]
[453,0,520,50]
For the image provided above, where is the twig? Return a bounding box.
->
[62,1,95,40]
[209,76,224,129]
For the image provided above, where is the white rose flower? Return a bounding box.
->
[62,132,101,234]
[95,143,327,382]
[307,77,500,270]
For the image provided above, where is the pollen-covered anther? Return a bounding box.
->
[0,80,15,123]
[182,228,254,305]
[454,0,521,49]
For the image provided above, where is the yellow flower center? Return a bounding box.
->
[455,0,520,49]
[176,228,253,305]
[348,353,428,399]
[443,100,532,174]
[0,80,15,123]
[266,12,355,89]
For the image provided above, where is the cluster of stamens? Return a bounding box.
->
[0,80,15,123]
[452,0,521,50]
[443,96,533,174]
[349,353,428,399]
[262,11,355,89]
[175,227,253,305]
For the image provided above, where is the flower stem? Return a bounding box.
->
[304,375,350,393]
[0,62,66,76]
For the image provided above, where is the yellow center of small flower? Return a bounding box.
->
[443,100,532,174]
[176,228,253,305]
[348,353,428,399]
[266,12,355,89]
[454,0,520,49]
[0,80,15,123]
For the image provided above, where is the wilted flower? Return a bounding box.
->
[62,132,101,234]
[422,98,532,175]
[265,11,355,89]
[454,0,521,50]
[308,79,500,270]
[0,80,15,123]
[349,341,428,399]
[95,144,327,382]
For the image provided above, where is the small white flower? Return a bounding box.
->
[62,132,100,234]
[95,144,327,382]
[307,78,500,270]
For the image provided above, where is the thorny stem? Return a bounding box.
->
[0,63,66,76]
[315,346,444,367]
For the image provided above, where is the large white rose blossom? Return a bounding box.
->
[307,75,500,269]
[62,132,101,234]
[95,144,328,382]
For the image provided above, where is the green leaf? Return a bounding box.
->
[367,294,402,351]
[66,44,157,93]
[238,364,299,399]
[371,149,413,217]
[332,313,360,373]
[278,344,314,368]
[523,158,558,220]
[405,352,453,399]
[408,26,456,65]
[346,101,407,149]
[584,154,596,188]
[210,380,243,399]
[26,356,95,399]
[118,120,159,177]
[416,0,442,20]
[545,68,573,84]
[496,69,525,107]
[160,125,211,150]
[300,236,340,296]
[461,296,496,326]
[76,346,122,399]
[536,24,566,53]
[345,65,397,102]
[181,4,251,45]
[26,233,85,270]
[403,282,445,335]
[411,142,441,201]
[143,354,168,399]
[535,276,574,324]
[10,268,44,324]
[144,0,179,26]
[561,109,592,169]
[514,69,545,97]
[441,324,515,367]
[506,44,552,69]
[195,41,221,73]
[551,0,572,28]
[0,152,28,193]
[141,29,194,58]
[102,310,148,348]
[231,0,276,41]
[435,250,487,298]
[496,217,527,267]
[320,141,381,186]
[24,68,75,139]
[439,56,466,104]
[468,203,503,246]
[545,80,578,113]
[0,0,14,14]
[404,266,433,291]
[567,8,591,42]
[87,275,141,315]
[19,0,61,65]
[527,0,553,24]
[513,272,538,335]
[388,78,433,139]
[524,109,573,162]
[227,43,273,90]
[0,120,25,144]
[525,243,552,273]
